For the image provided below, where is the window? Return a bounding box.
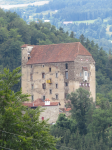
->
[65,93,68,99]
[49,89,52,94]
[49,67,51,72]
[56,73,58,78]
[42,73,45,78]
[65,82,68,86]
[42,64,44,67]
[31,84,34,90]
[83,71,88,81]
[87,83,90,87]
[85,71,87,76]
[80,73,82,76]
[65,71,68,79]
[81,83,84,87]
[31,95,34,101]
[43,96,45,100]
[31,65,32,68]
[42,83,46,89]
[30,74,33,80]
[42,117,44,120]
[56,94,58,99]
[65,63,68,69]
[56,84,58,89]
[88,73,89,77]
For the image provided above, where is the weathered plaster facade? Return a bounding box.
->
[39,105,59,123]
[21,43,96,108]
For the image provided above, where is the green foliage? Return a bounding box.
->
[51,89,112,150]
[68,88,93,135]
[0,67,57,150]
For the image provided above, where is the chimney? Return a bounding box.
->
[45,98,50,105]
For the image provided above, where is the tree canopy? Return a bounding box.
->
[0,67,57,150]
[51,88,112,150]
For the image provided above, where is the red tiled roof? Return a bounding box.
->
[64,108,71,112]
[23,99,59,107]
[82,67,88,71]
[26,42,91,65]
[45,98,50,101]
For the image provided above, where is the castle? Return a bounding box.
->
[21,42,96,108]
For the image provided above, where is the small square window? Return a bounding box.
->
[31,84,34,89]
[49,67,51,72]
[31,95,34,101]
[65,71,68,79]
[42,83,46,89]
[65,82,68,86]
[56,84,58,89]
[56,73,58,78]
[65,63,68,69]
[65,93,68,99]
[42,73,45,78]
[49,89,52,94]
[56,94,58,99]
[87,83,90,87]
[30,74,33,80]
[43,96,45,100]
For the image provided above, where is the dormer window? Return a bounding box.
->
[65,63,68,69]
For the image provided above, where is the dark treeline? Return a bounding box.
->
[51,88,112,150]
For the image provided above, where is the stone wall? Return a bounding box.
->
[39,105,59,123]
[21,46,96,108]
[74,55,96,102]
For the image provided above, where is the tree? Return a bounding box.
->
[0,67,57,150]
[68,88,94,135]
[79,34,85,46]
[70,31,75,38]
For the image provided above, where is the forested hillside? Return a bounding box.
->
[51,88,112,150]
[0,9,112,99]
[9,0,112,51]
[1,7,112,150]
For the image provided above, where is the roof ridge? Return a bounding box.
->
[33,42,80,47]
